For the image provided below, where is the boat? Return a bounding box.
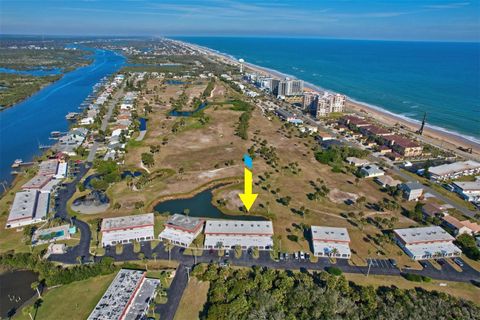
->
[65,112,79,120]
[50,131,62,137]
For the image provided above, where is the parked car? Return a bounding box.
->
[225,250,230,258]
[279,253,284,261]
[453,258,464,267]
[300,252,305,260]
[420,261,428,268]
[294,252,299,260]
[438,259,446,266]
[284,253,289,261]
[389,259,397,267]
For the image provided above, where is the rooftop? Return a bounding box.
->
[22,174,52,189]
[383,134,420,148]
[8,190,38,223]
[311,226,350,242]
[205,220,273,235]
[101,213,154,231]
[394,226,454,244]
[452,180,480,191]
[403,182,423,190]
[38,159,59,175]
[165,214,204,232]
[429,160,480,177]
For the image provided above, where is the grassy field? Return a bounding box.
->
[344,273,480,304]
[14,273,115,320]
[174,278,210,320]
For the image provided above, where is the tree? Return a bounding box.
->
[141,152,155,167]
[152,252,158,263]
[22,304,35,320]
[183,208,190,217]
[138,252,148,270]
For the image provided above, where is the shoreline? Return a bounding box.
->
[180,40,480,158]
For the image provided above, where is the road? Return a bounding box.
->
[87,84,126,162]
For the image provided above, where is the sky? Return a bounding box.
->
[1,0,479,41]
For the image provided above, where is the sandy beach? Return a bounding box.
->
[182,40,480,160]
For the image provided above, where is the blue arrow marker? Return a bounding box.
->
[243,154,252,169]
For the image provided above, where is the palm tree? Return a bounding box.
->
[152,252,157,263]
[164,240,173,261]
[22,305,34,320]
[31,281,41,298]
[330,248,339,258]
[138,252,148,270]
[183,208,190,217]
[76,256,82,265]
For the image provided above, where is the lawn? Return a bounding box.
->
[174,278,210,320]
[344,273,480,304]
[14,273,115,320]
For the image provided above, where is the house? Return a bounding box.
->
[311,226,351,259]
[101,213,155,247]
[393,226,461,260]
[374,175,401,188]
[400,182,424,201]
[428,160,480,181]
[158,214,204,248]
[360,164,384,178]
[421,203,448,220]
[346,157,369,167]
[442,215,480,236]
[451,180,480,203]
[204,220,274,250]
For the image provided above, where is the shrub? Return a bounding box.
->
[326,267,342,276]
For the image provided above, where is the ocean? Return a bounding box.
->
[175,37,480,142]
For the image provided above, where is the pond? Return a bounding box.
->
[169,102,208,117]
[0,270,38,318]
[154,187,267,221]
[165,79,186,85]
[139,117,147,131]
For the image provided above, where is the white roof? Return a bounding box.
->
[38,159,59,175]
[159,228,197,247]
[205,220,273,235]
[311,226,350,242]
[429,160,480,177]
[165,214,203,232]
[8,190,38,223]
[394,226,454,244]
[346,157,369,166]
[102,213,154,231]
[452,181,480,191]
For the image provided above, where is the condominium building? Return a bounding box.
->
[400,182,424,201]
[5,190,49,229]
[382,134,423,157]
[101,213,155,247]
[311,226,351,259]
[204,220,274,250]
[158,214,204,248]
[393,226,461,260]
[452,180,480,203]
[304,92,346,118]
[88,269,160,320]
[429,160,480,181]
[442,215,480,236]
[276,78,303,97]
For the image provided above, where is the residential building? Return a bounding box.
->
[451,180,480,203]
[393,226,462,260]
[442,215,480,236]
[428,160,480,181]
[360,125,393,138]
[305,92,346,118]
[101,213,155,247]
[374,175,401,188]
[346,157,369,167]
[158,214,204,248]
[275,109,303,124]
[311,226,351,259]
[6,190,49,228]
[421,203,448,220]
[276,78,303,97]
[400,182,424,201]
[360,164,385,178]
[88,269,160,320]
[341,115,371,130]
[382,135,423,157]
[204,220,274,250]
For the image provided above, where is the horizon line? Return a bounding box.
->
[1,33,479,44]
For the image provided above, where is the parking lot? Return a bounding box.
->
[366,258,397,269]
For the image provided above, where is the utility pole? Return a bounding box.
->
[185,266,191,282]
